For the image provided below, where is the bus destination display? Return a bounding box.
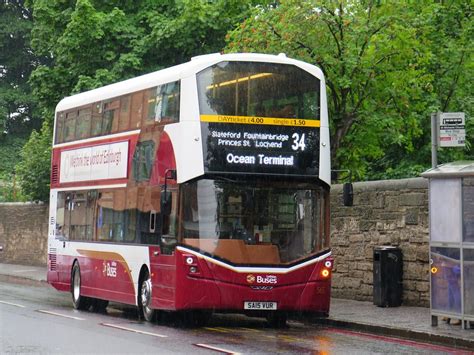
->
[201,116,320,176]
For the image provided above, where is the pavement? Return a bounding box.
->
[1,262,473,351]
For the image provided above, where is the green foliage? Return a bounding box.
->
[0,134,28,202]
[0,0,43,192]
[226,0,473,180]
[15,120,52,201]
[0,0,41,133]
[0,134,28,175]
[0,173,26,203]
[29,0,267,111]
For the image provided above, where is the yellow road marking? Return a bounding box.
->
[204,327,232,333]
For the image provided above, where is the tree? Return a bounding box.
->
[15,120,51,201]
[0,0,40,133]
[367,0,473,179]
[0,0,42,183]
[226,0,473,179]
[29,0,268,113]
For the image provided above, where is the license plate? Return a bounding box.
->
[244,301,277,310]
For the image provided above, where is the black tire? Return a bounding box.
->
[71,262,91,310]
[138,270,156,322]
[266,312,288,328]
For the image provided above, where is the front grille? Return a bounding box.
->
[250,286,274,290]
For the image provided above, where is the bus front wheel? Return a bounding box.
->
[71,262,91,310]
[139,270,156,322]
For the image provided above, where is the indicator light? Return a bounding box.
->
[321,269,330,278]
[431,267,438,274]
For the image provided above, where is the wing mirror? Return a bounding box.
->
[332,169,353,207]
[343,182,353,207]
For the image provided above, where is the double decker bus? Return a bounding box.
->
[47,53,332,326]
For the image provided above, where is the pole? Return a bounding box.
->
[431,112,439,168]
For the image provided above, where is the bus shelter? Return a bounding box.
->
[422,161,474,330]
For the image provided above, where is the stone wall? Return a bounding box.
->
[330,178,430,307]
[0,203,49,266]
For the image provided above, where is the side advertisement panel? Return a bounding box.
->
[60,141,129,183]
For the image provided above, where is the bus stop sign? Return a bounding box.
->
[438,112,465,147]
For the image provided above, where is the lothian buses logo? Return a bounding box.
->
[246,274,277,284]
[102,261,117,278]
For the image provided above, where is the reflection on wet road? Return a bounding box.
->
[0,277,469,354]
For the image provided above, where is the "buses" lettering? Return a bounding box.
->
[102,261,117,278]
[256,275,277,284]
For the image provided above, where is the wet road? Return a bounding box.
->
[0,277,468,354]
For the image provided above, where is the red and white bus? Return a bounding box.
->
[47,53,332,326]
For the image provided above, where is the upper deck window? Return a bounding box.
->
[145,81,180,124]
[197,62,320,120]
[54,80,180,144]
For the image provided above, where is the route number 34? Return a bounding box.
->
[291,133,306,151]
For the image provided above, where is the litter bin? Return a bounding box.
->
[373,246,403,307]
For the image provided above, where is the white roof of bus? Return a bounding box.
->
[55,53,323,113]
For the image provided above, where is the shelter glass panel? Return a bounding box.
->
[463,178,474,243]
[430,247,461,314]
[430,179,462,243]
[464,248,474,316]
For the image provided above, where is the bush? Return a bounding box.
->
[15,121,52,202]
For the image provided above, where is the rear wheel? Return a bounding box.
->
[71,262,91,310]
[139,270,156,322]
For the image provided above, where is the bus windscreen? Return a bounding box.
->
[180,178,329,265]
[197,62,321,176]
